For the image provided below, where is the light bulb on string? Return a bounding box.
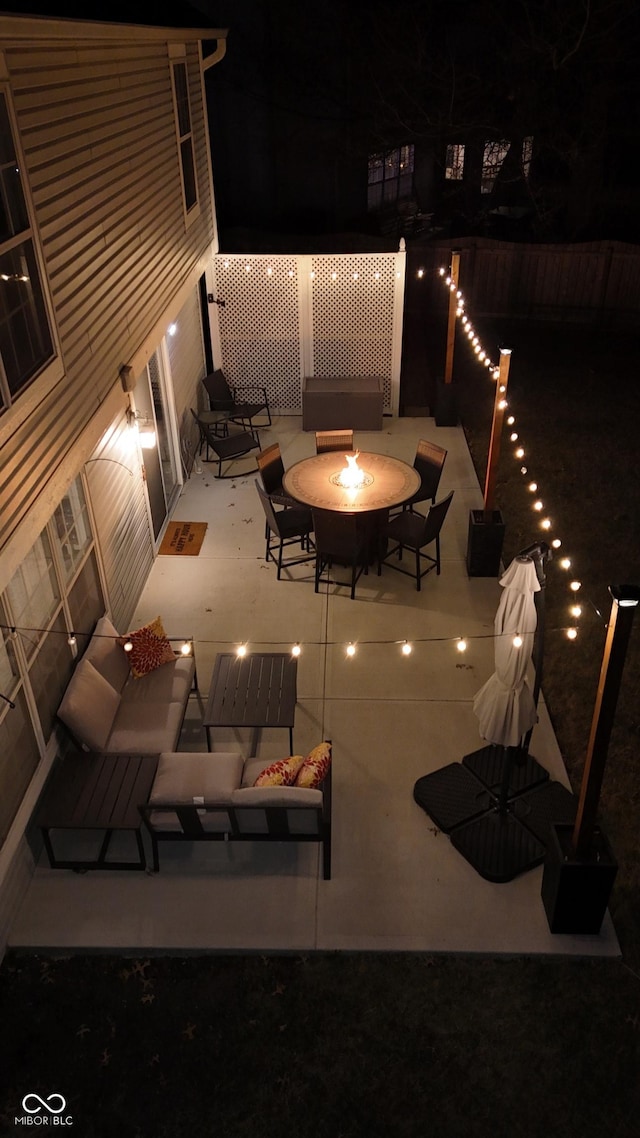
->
[507,416,515,425]
[566,628,578,640]
[533,500,543,511]
[456,638,467,653]
[520,466,527,474]
[541,518,551,530]
[123,640,133,653]
[180,642,191,656]
[552,539,562,549]
[513,635,523,648]
[515,447,524,459]
[510,432,518,442]
[67,634,77,647]
[236,643,247,657]
[346,642,356,658]
[560,558,572,570]
[528,482,538,493]
[570,605,582,618]
[291,643,301,657]
[401,641,412,656]
[570,581,581,592]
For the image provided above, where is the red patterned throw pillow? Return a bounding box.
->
[118,616,175,679]
[253,755,305,787]
[295,741,332,789]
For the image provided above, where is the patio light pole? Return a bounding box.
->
[542,584,640,934]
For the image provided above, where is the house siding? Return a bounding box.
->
[0,20,222,958]
[0,37,215,557]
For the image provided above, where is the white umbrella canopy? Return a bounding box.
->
[473,556,540,747]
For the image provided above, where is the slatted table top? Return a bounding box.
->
[37,752,159,832]
[203,652,298,731]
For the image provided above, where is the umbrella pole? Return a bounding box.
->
[517,542,551,756]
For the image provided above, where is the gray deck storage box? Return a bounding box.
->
[302,377,384,431]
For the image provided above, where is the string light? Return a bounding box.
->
[123,640,133,653]
[180,642,192,656]
[570,581,582,592]
[291,643,301,657]
[401,641,412,656]
[436,262,586,644]
[67,634,77,647]
[456,638,467,653]
[346,642,356,657]
[570,606,582,618]
[513,635,523,648]
[566,628,578,640]
[236,643,247,657]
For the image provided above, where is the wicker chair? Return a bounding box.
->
[315,429,354,454]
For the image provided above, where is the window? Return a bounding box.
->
[171,61,198,216]
[367,144,414,210]
[522,136,534,181]
[0,91,54,412]
[482,140,511,194]
[445,144,465,181]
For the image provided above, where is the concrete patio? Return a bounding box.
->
[9,415,620,957]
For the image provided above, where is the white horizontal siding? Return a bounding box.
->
[85,409,153,632]
[0,38,215,556]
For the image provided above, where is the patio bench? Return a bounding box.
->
[139,750,332,879]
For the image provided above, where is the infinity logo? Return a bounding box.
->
[22,1094,67,1115]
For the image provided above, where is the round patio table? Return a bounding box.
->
[282,450,421,514]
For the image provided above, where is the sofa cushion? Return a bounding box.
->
[231,786,322,808]
[295,741,332,789]
[119,616,175,679]
[150,751,243,805]
[106,701,185,754]
[120,657,195,704]
[83,615,130,693]
[57,657,120,751]
[252,754,305,787]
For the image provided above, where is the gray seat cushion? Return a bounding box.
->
[120,657,195,704]
[150,751,243,805]
[106,701,185,753]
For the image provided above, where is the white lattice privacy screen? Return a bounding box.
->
[210,252,406,414]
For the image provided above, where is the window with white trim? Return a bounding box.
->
[0,475,105,845]
[367,144,415,210]
[0,90,54,413]
[171,60,198,216]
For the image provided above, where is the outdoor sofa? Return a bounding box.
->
[56,615,196,755]
[139,749,332,879]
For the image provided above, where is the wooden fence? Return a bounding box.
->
[407,237,640,329]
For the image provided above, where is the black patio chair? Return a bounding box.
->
[311,508,375,600]
[315,429,354,454]
[256,443,296,508]
[255,481,315,579]
[202,368,271,435]
[190,410,259,478]
[383,491,454,590]
[396,438,448,514]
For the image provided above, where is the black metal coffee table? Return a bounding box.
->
[203,652,298,755]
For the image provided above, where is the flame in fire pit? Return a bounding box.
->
[338,452,365,489]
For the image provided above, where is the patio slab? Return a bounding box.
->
[8,416,620,958]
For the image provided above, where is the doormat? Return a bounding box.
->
[159,521,208,556]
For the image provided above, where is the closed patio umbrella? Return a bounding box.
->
[473,556,540,748]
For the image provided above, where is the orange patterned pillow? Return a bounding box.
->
[253,755,305,787]
[118,616,175,679]
[295,741,332,789]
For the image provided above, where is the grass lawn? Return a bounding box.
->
[1,321,639,1138]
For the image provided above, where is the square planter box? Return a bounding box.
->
[541,823,617,935]
[466,509,505,577]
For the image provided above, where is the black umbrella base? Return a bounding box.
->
[450,809,546,883]
[462,744,549,798]
[413,764,491,834]
[512,781,577,845]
